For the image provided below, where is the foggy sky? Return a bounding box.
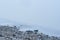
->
[0,0,60,36]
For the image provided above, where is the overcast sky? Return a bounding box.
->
[0,0,60,36]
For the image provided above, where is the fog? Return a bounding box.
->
[0,0,60,36]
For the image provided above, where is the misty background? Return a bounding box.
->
[0,0,60,36]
